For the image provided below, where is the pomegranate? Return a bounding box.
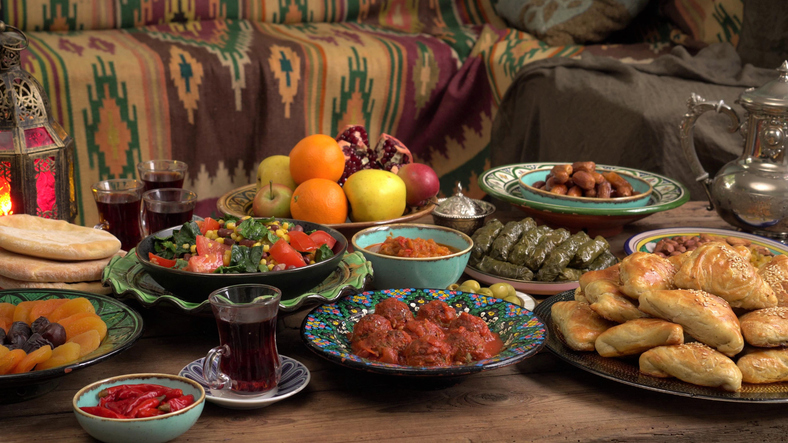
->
[335,125,413,184]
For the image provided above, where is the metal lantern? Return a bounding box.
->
[0,21,77,221]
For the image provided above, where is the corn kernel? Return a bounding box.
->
[263,244,270,252]
[276,229,285,237]
[260,259,267,265]
[283,234,290,242]
[253,242,261,247]
[182,243,189,249]
[226,222,236,230]
[190,245,197,253]
[267,263,275,270]
[218,219,225,225]
[282,222,289,229]
[242,215,251,220]
[309,260,315,265]
[223,250,232,266]
[216,237,225,244]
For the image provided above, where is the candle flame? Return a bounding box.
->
[0,177,11,216]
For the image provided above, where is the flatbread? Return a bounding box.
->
[0,274,111,295]
[0,214,121,261]
[0,247,125,283]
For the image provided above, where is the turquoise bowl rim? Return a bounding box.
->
[517,168,653,209]
[351,223,473,261]
[73,373,206,441]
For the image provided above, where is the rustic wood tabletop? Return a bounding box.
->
[6,201,788,443]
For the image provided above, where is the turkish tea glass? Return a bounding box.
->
[91,179,144,251]
[137,160,188,192]
[141,188,197,235]
[203,284,282,396]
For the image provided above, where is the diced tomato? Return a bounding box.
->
[289,231,318,252]
[309,230,336,249]
[196,235,230,256]
[185,253,225,273]
[269,239,307,268]
[198,217,221,235]
[148,252,177,268]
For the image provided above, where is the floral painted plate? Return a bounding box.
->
[0,289,144,403]
[624,227,788,256]
[479,163,690,236]
[301,288,547,377]
[535,291,788,403]
[179,355,310,410]
[102,251,373,316]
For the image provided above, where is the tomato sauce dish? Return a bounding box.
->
[301,288,547,377]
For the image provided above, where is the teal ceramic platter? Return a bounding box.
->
[103,251,373,315]
[480,163,689,216]
[301,288,547,377]
[0,289,144,403]
[535,291,788,403]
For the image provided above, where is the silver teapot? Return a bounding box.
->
[682,61,788,241]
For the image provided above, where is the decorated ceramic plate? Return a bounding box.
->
[179,355,310,410]
[464,266,579,296]
[301,288,547,377]
[479,164,690,237]
[217,184,436,239]
[624,227,788,256]
[535,291,788,403]
[102,251,373,316]
[0,289,143,403]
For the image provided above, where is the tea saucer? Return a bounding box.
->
[179,355,310,410]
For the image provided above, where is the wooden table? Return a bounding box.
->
[5,201,788,442]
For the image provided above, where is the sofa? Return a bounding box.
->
[3,0,744,226]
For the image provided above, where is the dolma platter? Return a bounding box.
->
[464,265,579,296]
[534,291,788,403]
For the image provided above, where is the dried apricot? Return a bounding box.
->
[0,318,9,334]
[48,298,95,323]
[0,345,8,359]
[0,302,15,325]
[67,330,101,357]
[12,301,36,324]
[28,299,69,324]
[12,345,52,373]
[0,349,27,375]
[36,342,81,371]
[63,314,107,341]
[57,312,96,330]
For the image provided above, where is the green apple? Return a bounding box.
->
[256,155,297,191]
[344,169,406,222]
[252,181,293,218]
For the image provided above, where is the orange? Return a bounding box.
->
[290,178,348,224]
[289,134,345,184]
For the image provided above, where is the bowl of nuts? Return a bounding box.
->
[517,162,653,209]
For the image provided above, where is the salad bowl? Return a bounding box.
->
[136,218,347,302]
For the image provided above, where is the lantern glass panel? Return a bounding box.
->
[33,156,56,217]
[0,131,12,150]
[24,127,53,148]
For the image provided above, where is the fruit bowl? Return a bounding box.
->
[136,219,348,302]
[217,183,436,239]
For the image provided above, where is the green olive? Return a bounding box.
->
[504,283,517,298]
[489,283,511,300]
[458,284,476,294]
[447,283,460,290]
[477,288,494,297]
[460,280,481,292]
[504,294,523,307]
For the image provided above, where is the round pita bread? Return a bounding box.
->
[0,214,121,261]
[0,247,125,283]
[0,274,112,295]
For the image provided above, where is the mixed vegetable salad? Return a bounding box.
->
[148,216,337,274]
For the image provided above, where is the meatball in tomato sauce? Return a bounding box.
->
[404,318,445,340]
[403,335,453,367]
[449,312,495,342]
[416,300,457,327]
[350,314,392,341]
[373,297,414,329]
[352,329,413,365]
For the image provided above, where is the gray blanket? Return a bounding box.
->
[491,43,777,200]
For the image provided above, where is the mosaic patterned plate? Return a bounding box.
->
[0,289,144,403]
[534,291,788,403]
[102,251,373,316]
[624,227,788,256]
[479,164,690,236]
[301,288,547,377]
[180,355,310,410]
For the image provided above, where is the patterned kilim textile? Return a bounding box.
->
[1,0,683,226]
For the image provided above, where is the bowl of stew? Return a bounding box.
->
[351,224,472,290]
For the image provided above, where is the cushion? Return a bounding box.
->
[663,0,743,47]
[495,0,651,45]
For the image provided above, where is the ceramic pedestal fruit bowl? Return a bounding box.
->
[73,373,205,443]
[352,223,472,290]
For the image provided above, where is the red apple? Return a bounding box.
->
[396,163,440,206]
[252,181,293,218]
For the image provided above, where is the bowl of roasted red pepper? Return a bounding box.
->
[73,373,205,443]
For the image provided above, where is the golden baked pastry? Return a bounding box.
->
[759,254,788,307]
[639,343,742,392]
[573,287,588,304]
[550,300,614,352]
[638,289,744,357]
[737,348,788,384]
[595,318,683,358]
[674,242,777,310]
[584,279,647,324]
[578,264,620,292]
[739,307,788,347]
[619,252,676,300]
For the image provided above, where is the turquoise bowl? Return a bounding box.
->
[73,373,205,443]
[351,223,472,290]
[517,168,653,209]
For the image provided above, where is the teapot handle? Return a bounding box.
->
[680,93,740,211]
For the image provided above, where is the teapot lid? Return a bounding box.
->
[739,61,788,111]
